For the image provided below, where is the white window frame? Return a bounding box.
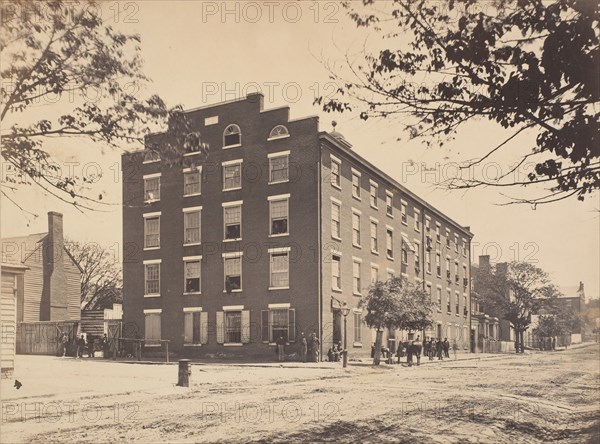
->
[351,168,361,200]
[370,263,379,283]
[223,251,243,292]
[352,209,361,248]
[331,198,342,240]
[143,173,161,203]
[400,200,408,225]
[352,257,362,295]
[183,167,201,197]
[222,159,243,191]
[183,307,205,346]
[269,247,290,290]
[268,151,290,184]
[385,191,393,217]
[331,254,342,291]
[223,201,243,241]
[223,124,242,148]
[183,206,202,246]
[183,255,202,295]
[143,259,161,297]
[369,180,378,209]
[386,226,394,259]
[330,155,341,189]
[414,208,421,232]
[268,194,290,237]
[143,212,161,250]
[370,218,378,254]
[267,125,289,141]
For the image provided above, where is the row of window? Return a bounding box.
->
[144,306,364,346]
[424,285,469,317]
[330,154,468,257]
[331,200,469,285]
[143,124,290,163]
[143,151,290,203]
[143,247,291,297]
[143,195,290,249]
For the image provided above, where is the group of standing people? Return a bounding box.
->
[279,332,320,363]
[423,337,452,360]
[58,332,109,359]
[386,336,460,365]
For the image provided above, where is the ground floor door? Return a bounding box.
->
[437,324,442,339]
[332,309,341,344]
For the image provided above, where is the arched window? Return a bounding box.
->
[223,124,241,147]
[143,150,160,163]
[268,125,289,140]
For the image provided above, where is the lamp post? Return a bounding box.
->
[340,304,350,368]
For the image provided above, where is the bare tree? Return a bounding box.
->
[66,239,122,311]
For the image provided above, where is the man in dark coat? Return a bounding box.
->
[76,335,86,358]
[413,335,422,366]
[276,336,286,362]
[443,338,450,358]
[436,339,444,360]
[299,332,307,362]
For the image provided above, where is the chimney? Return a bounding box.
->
[479,255,490,273]
[246,92,264,111]
[45,212,68,320]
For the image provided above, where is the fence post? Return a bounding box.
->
[166,341,169,363]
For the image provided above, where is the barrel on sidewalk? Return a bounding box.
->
[177,359,191,387]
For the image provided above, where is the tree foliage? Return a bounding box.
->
[360,276,434,364]
[1,1,207,216]
[65,239,122,311]
[316,0,599,205]
[476,261,560,351]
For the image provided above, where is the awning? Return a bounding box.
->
[401,233,416,252]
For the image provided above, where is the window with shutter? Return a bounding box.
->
[261,310,269,342]
[241,310,250,343]
[200,312,208,344]
[216,311,224,344]
[288,309,296,342]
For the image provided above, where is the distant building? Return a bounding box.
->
[1,212,81,323]
[121,94,473,360]
[556,282,586,344]
[471,256,502,352]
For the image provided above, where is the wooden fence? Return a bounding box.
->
[16,321,79,355]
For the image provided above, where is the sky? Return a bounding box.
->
[1,1,598,298]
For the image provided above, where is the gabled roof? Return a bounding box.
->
[1,233,83,273]
[1,233,46,264]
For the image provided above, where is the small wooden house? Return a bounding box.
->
[1,212,81,323]
[1,263,27,378]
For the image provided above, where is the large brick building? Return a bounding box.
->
[122,94,473,359]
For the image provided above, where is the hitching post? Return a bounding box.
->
[177,359,191,387]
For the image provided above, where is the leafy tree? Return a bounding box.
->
[316,0,599,206]
[476,261,559,352]
[534,297,582,346]
[65,239,122,311]
[1,1,207,217]
[360,276,434,365]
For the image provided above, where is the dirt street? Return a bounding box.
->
[1,344,598,443]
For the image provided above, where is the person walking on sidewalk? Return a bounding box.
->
[452,340,459,360]
[276,336,286,362]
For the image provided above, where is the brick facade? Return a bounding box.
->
[122,94,473,360]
